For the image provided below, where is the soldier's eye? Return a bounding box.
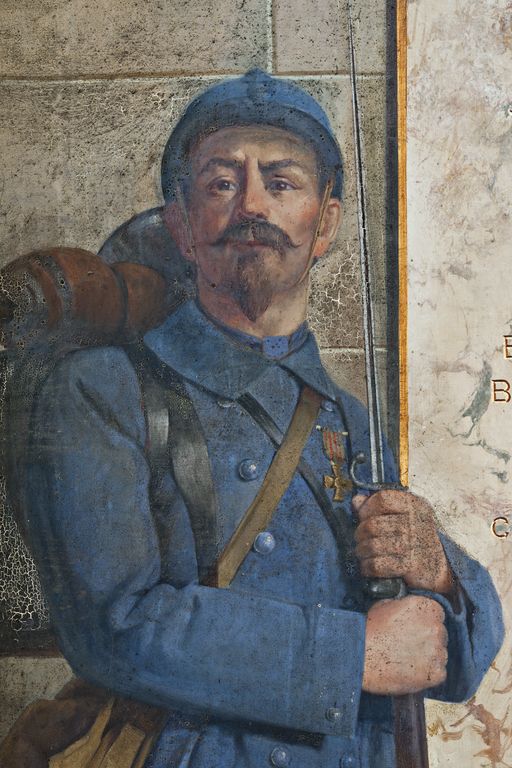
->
[268,179,296,192]
[208,178,237,194]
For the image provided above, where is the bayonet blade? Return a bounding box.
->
[347,3,386,485]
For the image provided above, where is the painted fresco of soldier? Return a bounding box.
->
[0,70,504,768]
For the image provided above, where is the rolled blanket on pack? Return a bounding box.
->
[0,247,171,350]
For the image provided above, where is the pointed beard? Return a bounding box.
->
[231,251,276,322]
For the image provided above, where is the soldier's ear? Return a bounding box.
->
[312,198,342,261]
[163,201,196,263]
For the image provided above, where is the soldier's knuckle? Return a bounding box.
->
[367,517,380,536]
[414,596,430,612]
[355,521,368,540]
[376,556,395,576]
[391,516,405,534]
[392,534,406,554]
[385,489,406,511]
[361,496,377,517]
[425,600,444,619]
[375,491,392,509]
[355,543,368,561]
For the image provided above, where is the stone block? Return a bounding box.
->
[321,347,389,414]
[0,0,268,77]
[0,78,209,261]
[274,0,386,74]
[0,75,387,349]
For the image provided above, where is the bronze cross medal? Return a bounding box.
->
[322,429,352,501]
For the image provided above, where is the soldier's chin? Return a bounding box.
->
[237,287,273,322]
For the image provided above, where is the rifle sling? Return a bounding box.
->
[213,385,322,588]
[237,392,356,573]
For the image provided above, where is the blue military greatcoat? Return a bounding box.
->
[24,299,504,768]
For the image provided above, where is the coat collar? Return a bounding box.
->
[144,300,337,401]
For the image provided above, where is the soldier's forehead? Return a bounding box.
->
[189,125,318,168]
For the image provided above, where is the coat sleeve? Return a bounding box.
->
[338,388,504,704]
[23,348,366,738]
[421,532,504,703]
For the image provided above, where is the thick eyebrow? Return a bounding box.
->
[198,157,244,175]
[258,159,308,173]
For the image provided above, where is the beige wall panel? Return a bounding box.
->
[274,0,386,74]
[408,0,512,765]
[0,75,386,349]
[0,78,208,261]
[0,0,268,77]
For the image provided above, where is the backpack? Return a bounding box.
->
[0,207,191,651]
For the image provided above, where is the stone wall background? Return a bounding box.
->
[0,0,391,739]
[408,1,512,766]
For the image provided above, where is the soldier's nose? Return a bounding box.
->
[238,160,269,220]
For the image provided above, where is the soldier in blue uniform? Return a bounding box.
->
[21,71,503,768]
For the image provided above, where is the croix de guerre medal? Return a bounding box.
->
[322,429,352,501]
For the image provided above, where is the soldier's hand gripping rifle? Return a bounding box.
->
[347,5,430,767]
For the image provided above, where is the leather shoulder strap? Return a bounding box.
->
[212,386,322,588]
[238,392,359,583]
[124,344,219,583]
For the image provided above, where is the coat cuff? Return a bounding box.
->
[411,531,504,702]
[299,606,366,738]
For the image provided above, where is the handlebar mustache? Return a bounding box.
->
[213,221,299,254]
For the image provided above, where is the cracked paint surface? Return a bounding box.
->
[408,1,512,765]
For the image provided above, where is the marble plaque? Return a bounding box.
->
[408,1,512,765]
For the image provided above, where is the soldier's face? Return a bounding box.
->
[174,125,341,322]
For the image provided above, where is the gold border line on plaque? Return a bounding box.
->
[397,0,408,487]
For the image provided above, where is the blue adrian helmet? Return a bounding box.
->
[161,69,344,202]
